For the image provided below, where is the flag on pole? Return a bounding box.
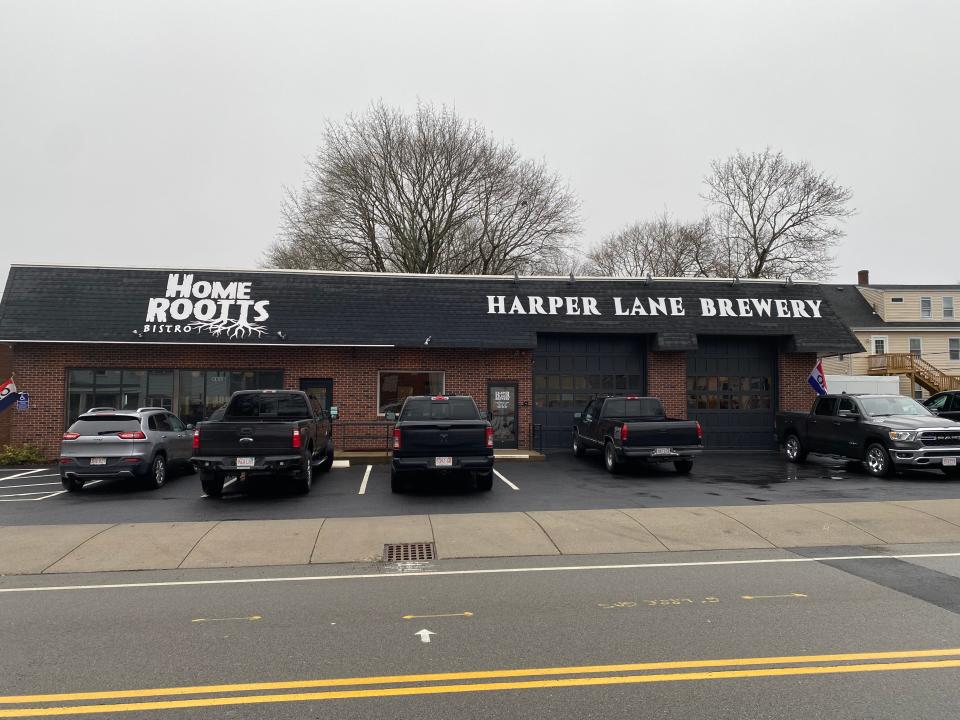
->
[0,378,17,413]
[807,360,828,396]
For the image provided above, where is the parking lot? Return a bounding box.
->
[5,450,960,527]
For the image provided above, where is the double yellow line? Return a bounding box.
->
[3,648,960,717]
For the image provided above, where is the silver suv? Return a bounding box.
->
[59,408,194,492]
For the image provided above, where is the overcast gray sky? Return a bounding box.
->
[2,0,958,293]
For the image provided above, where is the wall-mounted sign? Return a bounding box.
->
[16,392,29,411]
[486,295,824,319]
[142,273,271,338]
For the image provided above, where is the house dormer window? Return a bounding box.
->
[921,297,932,319]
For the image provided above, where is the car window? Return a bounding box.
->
[860,396,932,417]
[167,414,186,431]
[926,395,949,411]
[400,398,480,421]
[814,398,837,416]
[69,416,141,435]
[148,415,159,431]
[947,395,959,412]
[838,398,859,414]
[583,400,598,419]
[226,393,312,419]
[153,414,174,432]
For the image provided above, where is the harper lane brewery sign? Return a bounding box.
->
[142,273,271,338]
[486,295,825,318]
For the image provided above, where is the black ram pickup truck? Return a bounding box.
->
[387,395,494,493]
[776,393,960,478]
[572,395,703,474]
[192,389,335,496]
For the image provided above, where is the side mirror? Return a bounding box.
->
[574,412,582,420]
[385,411,397,422]
[837,410,859,419]
[930,408,940,415]
[329,406,339,420]
[186,423,194,430]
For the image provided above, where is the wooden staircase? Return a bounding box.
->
[868,353,960,393]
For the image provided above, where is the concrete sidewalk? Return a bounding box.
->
[5,499,960,575]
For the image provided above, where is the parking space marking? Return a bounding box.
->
[332,460,351,469]
[0,482,62,490]
[84,480,105,488]
[358,465,372,495]
[0,474,60,482]
[222,478,238,490]
[0,469,46,482]
[0,490,67,502]
[493,469,519,491]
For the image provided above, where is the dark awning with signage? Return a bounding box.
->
[0,265,865,354]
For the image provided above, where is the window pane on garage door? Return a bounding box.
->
[687,336,777,450]
[534,334,646,448]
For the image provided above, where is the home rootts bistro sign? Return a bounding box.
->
[142,273,271,337]
[486,295,824,318]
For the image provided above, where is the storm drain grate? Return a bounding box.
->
[383,542,436,563]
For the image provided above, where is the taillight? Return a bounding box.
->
[292,428,302,449]
[696,421,703,441]
[192,429,200,450]
[393,428,401,450]
[620,424,628,442]
[117,431,147,440]
[62,432,80,441]
[486,426,494,449]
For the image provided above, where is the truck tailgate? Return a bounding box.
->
[624,420,700,448]
[399,421,489,455]
[197,421,297,456]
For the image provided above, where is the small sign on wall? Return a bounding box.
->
[16,392,29,411]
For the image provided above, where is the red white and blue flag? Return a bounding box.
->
[0,378,16,413]
[807,360,828,396]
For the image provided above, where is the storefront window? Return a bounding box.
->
[378,371,444,414]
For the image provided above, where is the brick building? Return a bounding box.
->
[0,265,863,457]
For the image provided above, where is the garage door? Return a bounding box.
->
[687,336,777,450]
[534,334,646,449]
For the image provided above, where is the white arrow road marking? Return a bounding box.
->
[415,629,435,643]
[493,469,519,490]
[359,465,372,495]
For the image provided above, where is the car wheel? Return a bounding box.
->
[604,441,620,474]
[476,470,494,492]
[317,445,334,473]
[674,459,694,474]
[61,475,84,492]
[573,433,586,458]
[864,443,893,478]
[390,469,405,494]
[200,471,224,497]
[145,454,166,489]
[784,434,808,463]
[296,450,313,494]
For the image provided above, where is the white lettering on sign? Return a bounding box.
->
[143,273,271,338]
[486,295,826,319]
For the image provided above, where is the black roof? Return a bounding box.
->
[825,285,960,329]
[0,265,864,353]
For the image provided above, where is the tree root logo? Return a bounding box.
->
[141,273,270,338]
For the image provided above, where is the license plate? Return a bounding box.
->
[435,456,453,467]
[236,457,255,469]
[945,457,958,467]
[652,448,673,456]
[89,457,106,465]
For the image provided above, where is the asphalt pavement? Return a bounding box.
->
[3,545,960,718]
[4,451,960,526]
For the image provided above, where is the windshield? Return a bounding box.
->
[400,398,481,421]
[69,416,142,435]
[601,398,665,418]
[859,396,933,417]
[225,393,312,419]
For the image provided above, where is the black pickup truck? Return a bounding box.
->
[572,395,703,474]
[387,395,494,493]
[192,389,335,496]
[776,393,960,478]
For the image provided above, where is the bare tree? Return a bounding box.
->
[587,213,715,277]
[702,148,854,280]
[266,102,581,275]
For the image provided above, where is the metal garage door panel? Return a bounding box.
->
[534,334,647,449]
[687,336,777,450]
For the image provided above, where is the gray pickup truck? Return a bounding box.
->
[191,389,335,496]
[776,393,960,478]
[572,395,703,474]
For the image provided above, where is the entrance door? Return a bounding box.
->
[488,382,518,449]
[299,378,333,412]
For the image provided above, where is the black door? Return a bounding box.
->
[488,382,518,449]
[299,378,333,412]
[687,336,777,450]
[534,334,647,449]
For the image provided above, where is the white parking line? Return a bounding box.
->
[0,490,66,503]
[0,490,63,498]
[84,479,105,488]
[0,468,46,482]
[493,469,519,490]
[332,460,351,469]
[358,465,372,495]
[0,473,61,482]
[223,478,238,490]
[0,482,62,490]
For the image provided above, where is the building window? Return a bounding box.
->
[951,338,960,362]
[909,338,922,357]
[686,375,773,411]
[872,337,887,355]
[891,297,904,303]
[378,370,444,414]
[175,369,283,425]
[944,297,955,319]
[921,297,932,319]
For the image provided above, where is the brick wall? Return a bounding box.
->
[0,344,11,445]
[778,352,818,412]
[647,351,687,419]
[11,343,533,458]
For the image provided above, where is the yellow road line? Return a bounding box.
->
[2,659,960,717]
[2,648,960,705]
